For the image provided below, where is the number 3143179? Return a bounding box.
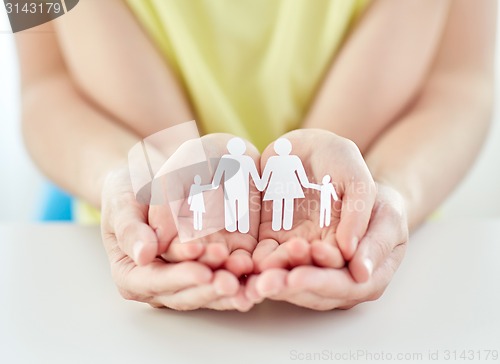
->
[5,2,62,14]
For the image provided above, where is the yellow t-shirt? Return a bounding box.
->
[126,0,369,151]
[77,0,370,223]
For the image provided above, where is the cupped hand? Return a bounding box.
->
[101,164,253,311]
[253,129,377,273]
[247,182,408,310]
[148,133,262,276]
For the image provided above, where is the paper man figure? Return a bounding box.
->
[310,175,339,228]
[260,138,316,231]
[212,138,261,233]
[188,175,212,231]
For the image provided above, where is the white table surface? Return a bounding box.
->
[1,220,499,364]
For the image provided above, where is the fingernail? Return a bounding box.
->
[363,258,373,277]
[133,241,144,263]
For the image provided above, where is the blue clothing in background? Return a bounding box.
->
[39,184,73,221]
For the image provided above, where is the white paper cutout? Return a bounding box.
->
[260,138,316,231]
[211,138,261,233]
[188,137,339,233]
[309,175,339,228]
[188,174,213,231]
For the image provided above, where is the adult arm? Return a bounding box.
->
[253,0,497,310]
[15,1,252,311]
[16,0,193,207]
[304,0,496,230]
[364,0,496,229]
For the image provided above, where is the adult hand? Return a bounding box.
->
[247,183,408,310]
[101,164,252,311]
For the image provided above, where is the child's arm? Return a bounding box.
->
[211,159,225,189]
[330,185,339,201]
[200,184,213,192]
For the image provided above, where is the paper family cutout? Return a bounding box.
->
[188,138,338,232]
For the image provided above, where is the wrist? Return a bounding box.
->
[372,179,412,227]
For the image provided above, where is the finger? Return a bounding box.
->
[287,266,357,300]
[257,238,311,271]
[252,239,279,272]
[349,193,408,283]
[268,289,341,311]
[335,175,377,261]
[120,261,213,298]
[311,239,345,268]
[198,242,230,269]
[148,204,178,255]
[291,243,407,303]
[230,287,256,312]
[252,265,355,310]
[157,270,239,310]
[205,287,254,312]
[244,274,266,304]
[225,249,254,277]
[160,241,206,262]
[225,234,260,255]
[113,206,159,266]
[255,268,342,310]
[254,268,289,298]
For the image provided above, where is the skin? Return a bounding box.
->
[16,0,496,311]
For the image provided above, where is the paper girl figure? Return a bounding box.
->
[260,138,316,231]
[188,175,212,231]
[310,175,339,228]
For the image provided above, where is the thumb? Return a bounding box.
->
[112,205,159,266]
[335,175,377,261]
[349,187,408,282]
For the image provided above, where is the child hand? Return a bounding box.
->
[253,129,377,275]
[148,133,262,279]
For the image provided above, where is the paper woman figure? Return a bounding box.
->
[260,138,315,231]
[188,175,212,231]
[310,175,339,228]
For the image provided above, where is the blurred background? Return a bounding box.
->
[1,6,499,222]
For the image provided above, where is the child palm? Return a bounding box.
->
[148,133,262,278]
[254,130,377,272]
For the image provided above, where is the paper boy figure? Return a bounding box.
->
[310,175,339,228]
